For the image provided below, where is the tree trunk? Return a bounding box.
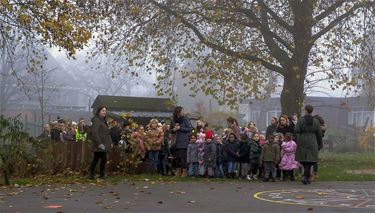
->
[280,70,306,117]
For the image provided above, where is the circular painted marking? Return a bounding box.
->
[254,189,375,209]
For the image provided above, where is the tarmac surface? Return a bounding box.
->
[0,180,374,212]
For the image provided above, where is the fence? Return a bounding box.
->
[34,141,141,175]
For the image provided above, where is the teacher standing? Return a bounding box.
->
[89,106,112,179]
[294,105,323,185]
[170,106,192,177]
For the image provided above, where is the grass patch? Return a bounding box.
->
[318,152,375,181]
[1,152,374,186]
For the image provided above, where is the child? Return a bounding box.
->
[214,135,224,178]
[258,134,266,178]
[204,131,216,178]
[273,132,283,180]
[187,135,199,177]
[145,119,164,172]
[260,135,280,182]
[248,132,262,181]
[197,132,206,176]
[279,133,298,181]
[238,133,250,179]
[131,125,146,158]
[225,132,240,178]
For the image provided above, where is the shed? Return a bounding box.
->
[91,95,175,125]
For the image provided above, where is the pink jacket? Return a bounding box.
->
[279,141,299,170]
[197,132,205,165]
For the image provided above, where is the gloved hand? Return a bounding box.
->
[98,144,105,150]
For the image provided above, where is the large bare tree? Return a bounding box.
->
[83,0,375,116]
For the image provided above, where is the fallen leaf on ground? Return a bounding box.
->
[44,205,63,209]
[104,205,113,209]
[295,195,304,199]
[7,192,19,196]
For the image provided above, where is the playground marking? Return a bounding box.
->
[254,189,375,209]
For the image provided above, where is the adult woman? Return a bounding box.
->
[294,105,323,185]
[227,117,240,139]
[89,106,112,179]
[170,106,192,177]
[276,115,295,136]
[266,117,278,138]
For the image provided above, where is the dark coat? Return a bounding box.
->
[266,124,278,138]
[187,143,199,163]
[110,126,122,145]
[215,142,224,164]
[249,140,262,164]
[225,140,240,162]
[276,121,295,136]
[91,116,112,152]
[170,116,192,149]
[294,115,323,163]
[204,142,217,167]
[238,140,250,163]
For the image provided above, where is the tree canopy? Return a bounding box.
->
[1,0,91,57]
[83,0,375,116]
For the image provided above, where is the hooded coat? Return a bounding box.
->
[294,115,323,162]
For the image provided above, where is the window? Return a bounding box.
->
[349,111,374,129]
[251,111,261,123]
[266,110,281,126]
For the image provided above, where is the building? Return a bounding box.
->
[240,96,374,132]
[91,95,175,125]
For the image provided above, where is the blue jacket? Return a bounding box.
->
[170,117,192,149]
[225,140,240,162]
[238,140,250,163]
[187,143,199,163]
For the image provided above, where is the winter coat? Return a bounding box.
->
[170,116,192,149]
[266,124,278,138]
[187,143,199,163]
[279,141,299,170]
[62,129,74,143]
[204,142,217,167]
[294,115,323,163]
[145,128,164,151]
[196,133,205,165]
[276,122,295,136]
[110,126,122,145]
[225,140,240,162]
[249,140,262,164]
[261,142,280,163]
[215,142,224,164]
[229,123,241,139]
[132,131,146,156]
[91,116,112,152]
[238,140,250,163]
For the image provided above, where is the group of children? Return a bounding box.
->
[186,130,299,182]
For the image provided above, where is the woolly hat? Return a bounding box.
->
[205,131,213,139]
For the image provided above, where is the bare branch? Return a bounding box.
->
[149,0,284,74]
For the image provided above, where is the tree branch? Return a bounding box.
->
[258,1,293,33]
[259,6,290,66]
[149,0,284,74]
[312,2,375,41]
[313,0,346,25]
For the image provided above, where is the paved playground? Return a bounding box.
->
[0,181,374,212]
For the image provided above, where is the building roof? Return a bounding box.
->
[91,95,175,113]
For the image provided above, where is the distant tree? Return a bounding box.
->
[357,34,375,109]
[83,0,375,116]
